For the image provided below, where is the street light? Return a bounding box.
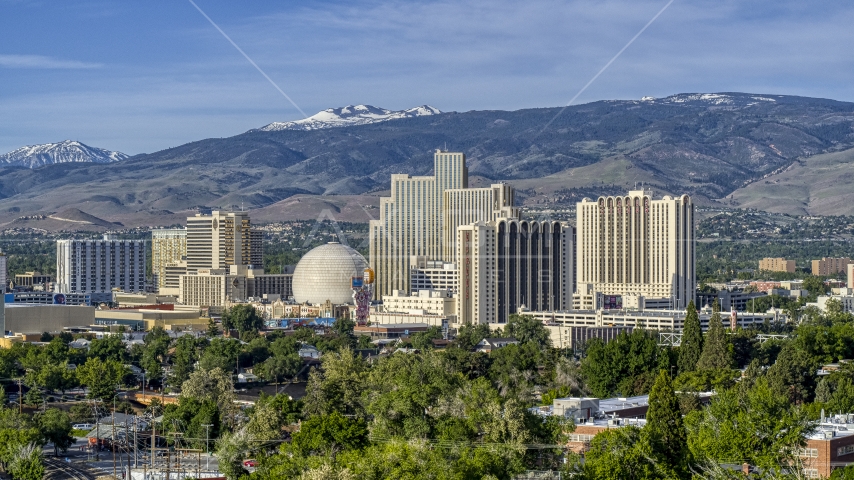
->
[202,424,213,471]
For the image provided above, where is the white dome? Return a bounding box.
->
[292,242,368,305]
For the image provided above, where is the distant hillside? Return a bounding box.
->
[0,92,852,229]
[0,140,128,168]
[724,147,854,216]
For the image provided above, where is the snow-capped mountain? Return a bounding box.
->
[639,93,781,106]
[0,140,129,168]
[257,105,442,132]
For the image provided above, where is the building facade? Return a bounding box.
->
[151,228,187,289]
[14,271,52,287]
[456,218,575,325]
[813,257,853,276]
[369,150,468,299]
[759,257,796,273]
[179,269,247,314]
[575,190,695,309]
[409,256,458,293]
[442,183,519,263]
[55,236,146,295]
[381,289,456,316]
[186,211,254,274]
[250,229,264,267]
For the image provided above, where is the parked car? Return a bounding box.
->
[243,459,257,468]
[73,423,94,430]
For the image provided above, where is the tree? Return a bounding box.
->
[686,378,814,473]
[582,427,659,480]
[198,338,241,372]
[504,314,551,349]
[803,275,827,297]
[581,330,666,398]
[303,347,368,417]
[454,323,492,350]
[31,361,79,393]
[678,301,703,374]
[766,343,819,404]
[6,443,43,480]
[291,412,368,458]
[37,408,74,456]
[87,334,127,362]
[180,367,237,426]
[221,304,263,338]
[643,369,690,475]
[170,334,201,385]
[696,301,733,370]
[258,353,302,391]
[206,317,220,338]
[76,357,128,401]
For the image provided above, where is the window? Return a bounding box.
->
[839,444,854,457]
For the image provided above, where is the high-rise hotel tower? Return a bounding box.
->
[370,150,467,298]
[370,150,519,299]
[575,189,695,309]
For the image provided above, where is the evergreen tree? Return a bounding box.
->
[696,300,733,370]
[678,301,703,374]
[643,369,690,474]
[206,318,220,338]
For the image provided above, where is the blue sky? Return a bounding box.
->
[1,0,853,155]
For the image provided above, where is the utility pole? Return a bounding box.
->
[202,423,213,471]
[151,418,155,469]
[112,407,117,480]
[17,379,21,414]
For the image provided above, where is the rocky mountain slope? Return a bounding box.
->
[0,140,128,168]
[257,105,441,131]
[0,93,852,229]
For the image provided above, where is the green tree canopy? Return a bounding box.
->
[643,370,690,475]
[696,301,733,371]
[678,300,703,374]
[222,304,264,339]
[504,314,551,349]
[36,408,74,456]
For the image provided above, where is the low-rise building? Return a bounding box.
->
[6,291,91,306]
[14,271,51,287]
[759,257,796,273]
[813,257,853,277]
[802,414,854,478]
[410,256,458,293]
[354,323,431,340]
[475,337,519,353]
[94,308,205,331]
[848,264,854,289]
[816,295,854,314]
[525,307,778,335]
[381,289,456,316]
[4,304,96,335]
[545,325,634,350]
[369,311,448,327]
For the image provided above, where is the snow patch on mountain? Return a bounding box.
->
[0,140,129,168]
[257,105,442,132]
[642,93,782,107]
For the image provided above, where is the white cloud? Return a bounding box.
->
[0,54,102,69]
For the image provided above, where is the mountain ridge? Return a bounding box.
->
[256,104,441,132]
[0,140,128,169]
[0,92,852,230]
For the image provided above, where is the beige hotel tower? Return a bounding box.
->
[370,150,518,299]
[575,189,695,309]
